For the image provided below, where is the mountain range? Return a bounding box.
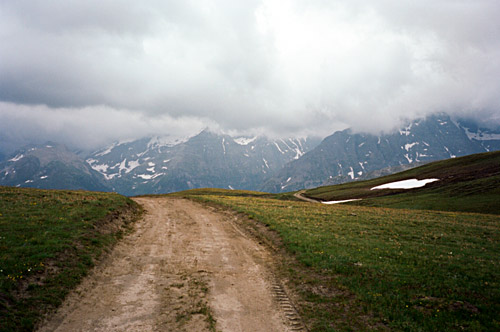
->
[84,130,319,195]
[262,114,500,192]
[0,142,108,192]
[1,114,499,195]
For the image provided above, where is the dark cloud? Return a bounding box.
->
[1,0,499,150]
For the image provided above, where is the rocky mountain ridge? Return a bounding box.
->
[262,114,500,192]
[2,115,499,194]
[85,130,319,195]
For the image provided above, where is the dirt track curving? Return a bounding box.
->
[38,197,303,332]
[293,190,320,203]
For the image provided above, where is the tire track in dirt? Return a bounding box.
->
[38,197,304,332]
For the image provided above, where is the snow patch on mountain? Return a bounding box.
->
[118,159,140,174]
[405,142,418,151]
[263,158,269,169]
[274,142,284,154]
[147,135,190,148]
[9,154,24,162]
[234,137,257,145]
[348,167,354,179]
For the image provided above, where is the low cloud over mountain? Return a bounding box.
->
[1,1,500,152]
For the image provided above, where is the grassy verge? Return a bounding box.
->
[178,191,500,331]
[0,186,141,332]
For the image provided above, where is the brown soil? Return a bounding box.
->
[38,197,303,332]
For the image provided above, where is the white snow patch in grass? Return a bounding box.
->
[25,179,33,183]
[371,178,439,190]
[322,199,361,205]
[148,162,155,167]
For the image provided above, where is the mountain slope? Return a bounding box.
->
[303,150,500,214]
[0,143,110,191]
[86,130,320,195]
[262,114,500,192]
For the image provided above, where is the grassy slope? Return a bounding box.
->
[0,187,141,332]
[303,151,500,215]
[180,192,499,331]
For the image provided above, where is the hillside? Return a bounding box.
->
[303,150,500,214]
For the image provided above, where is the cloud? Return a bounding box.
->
[0,102,212,153]
[1,0,499,150]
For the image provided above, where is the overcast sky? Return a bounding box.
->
[1,0,500,152]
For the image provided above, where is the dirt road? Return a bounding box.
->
[38,197,303,332]
[293,190,320,203]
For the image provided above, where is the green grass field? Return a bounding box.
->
[2,151,498,331]
[178,190,500,331]
[0,187,141,332]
